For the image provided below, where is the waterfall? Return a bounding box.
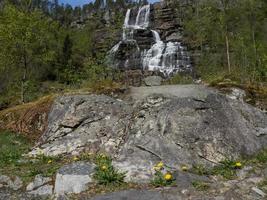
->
[135,5,150,28]
[124,9,131,28]
[152,30,161,42]
[123,5,150,29]
[107,4,192,76]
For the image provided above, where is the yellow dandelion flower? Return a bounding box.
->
[101,165,107,170]
[164,173,172,181]
[181,165,188,171]
[235,162,242,168]
[73,157,79,161]
[156,161,164,168]
[47,160,52,164]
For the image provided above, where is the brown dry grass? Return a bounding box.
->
[0,95,55,141]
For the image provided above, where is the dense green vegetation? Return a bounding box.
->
[0,0,130,109]
[173,0,267,84]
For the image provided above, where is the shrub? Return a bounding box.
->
[93,154,126,185]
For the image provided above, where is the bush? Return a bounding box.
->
[165,74,194,85]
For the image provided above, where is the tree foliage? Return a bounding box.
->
[0,4,59,103]
[174,0,267,83]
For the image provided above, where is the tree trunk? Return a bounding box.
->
[251,26,257,82]
[225,34,231,73]
[21,53,27,104]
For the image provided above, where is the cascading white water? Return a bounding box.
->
[124,9,131,28]
[135,5,150,28]
[110,41,122,54]
[152,30,161,42]
[142,29,192,76]
[108,4,192,76]
[123,5,150,29]
[101,0,107,8]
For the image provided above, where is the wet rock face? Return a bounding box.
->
[152,2,181,40]
[30,87,267,182]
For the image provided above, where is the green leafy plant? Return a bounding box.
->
[151,171,175,187]
[150,161,175,187]
[211,159,241,180]
[93,154,126,185]
[191,160,243,180]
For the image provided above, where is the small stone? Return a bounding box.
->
[236,166,253,179]
[28,185,53,196]
[0,175,23,190]
[251,187,266,198]
[227,88,246,100]
[54,162,95,194]
[26,174,52,191]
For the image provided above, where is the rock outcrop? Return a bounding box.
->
[30,85,267,183]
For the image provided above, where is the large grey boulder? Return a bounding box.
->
[30,95,132,156]
[29,86,267,183]
[54,162,95,194]
[114,93,267,182]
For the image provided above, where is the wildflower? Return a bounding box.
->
[73,157,79,161]
[101,165,107,170]
[164,172,172,181]
[181,165,188,171]
[156,161,164,168]
[235,162,242,168]
[47,160,52,164]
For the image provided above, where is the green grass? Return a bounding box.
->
[164,74,194,85]
[0,130,31,167]
[0,130,66,183]
[192,180,210,191]
[210,159,238,180]
[191,149,267,180]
